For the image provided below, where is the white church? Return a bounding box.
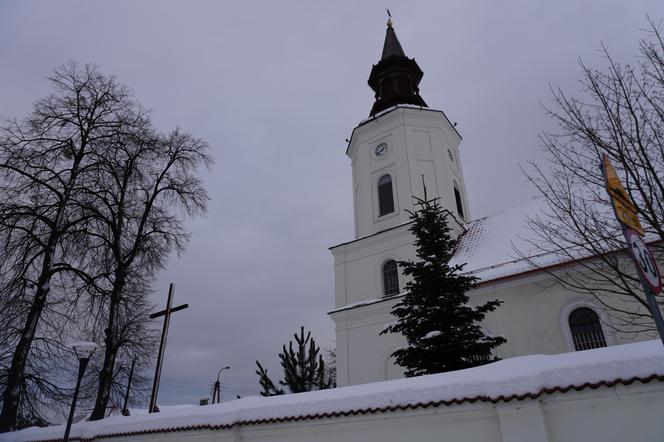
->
[7,17,664,442]
[328,18,653,387]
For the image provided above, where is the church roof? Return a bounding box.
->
[381,25,406,59]
[367,19,427,115]
[451,198,555,283]
[451,196,661,284]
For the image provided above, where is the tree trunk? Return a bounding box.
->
[89,270,125,420]
[0,239,56,432]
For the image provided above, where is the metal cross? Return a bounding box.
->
[148,283,188,413]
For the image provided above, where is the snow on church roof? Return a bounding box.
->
[4,340,664,442]
[451,197,560,283]
[452,195,661,284]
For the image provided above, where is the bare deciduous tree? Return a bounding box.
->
[0,63,143,431]
[87,128,210,420]
[0,63,211,430]
[522,17,664,334]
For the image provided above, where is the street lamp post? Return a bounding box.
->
[63,342,97,442]
[212,366,230,404]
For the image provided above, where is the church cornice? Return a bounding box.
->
[330,209,466,254]
[345,105,462,158]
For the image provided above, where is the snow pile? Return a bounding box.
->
[4,340,663,442]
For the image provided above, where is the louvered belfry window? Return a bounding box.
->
[569,307,607,351]
[383,260,399,296]
[378,174,395,216]
[454,186,465,219]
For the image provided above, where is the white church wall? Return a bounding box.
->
[348,110,407,239]
[330,218,463,311]
[331,267,653,387]
[347,107,466,239]
[331,224,414,309]
[403,111,469,221]
[331,298,406,386]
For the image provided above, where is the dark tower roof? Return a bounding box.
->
[381,26,406,59]
[368,18,428,116]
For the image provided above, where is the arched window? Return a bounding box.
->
[378,174,395,216]
[454,185,465,219]
[382,260,399,296]
[568,307,607,351]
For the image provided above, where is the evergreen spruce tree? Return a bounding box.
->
[381,194,506,377]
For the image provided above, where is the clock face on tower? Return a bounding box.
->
[374,142,389,157]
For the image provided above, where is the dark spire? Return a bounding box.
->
[381,25,405,59]
[367,17,428,116]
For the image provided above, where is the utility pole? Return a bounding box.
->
[148,283,189,413]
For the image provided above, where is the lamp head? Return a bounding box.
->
[70,341,98,360]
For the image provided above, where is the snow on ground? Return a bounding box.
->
[4,340,663,442]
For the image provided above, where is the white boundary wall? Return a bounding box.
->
[4,341,664,442]
[5,383,663,442]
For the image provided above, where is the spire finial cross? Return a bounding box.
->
[386,9,393,28]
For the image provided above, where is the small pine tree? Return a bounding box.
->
[381,194,506,377]
[279,327,332,393]
[255,361,284,396]
[256,326,334,395]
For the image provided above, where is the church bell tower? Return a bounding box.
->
[347,18,470,239]
[330,17,472,386]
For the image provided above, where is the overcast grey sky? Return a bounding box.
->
[2,0,663,406]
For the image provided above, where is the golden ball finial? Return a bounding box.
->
[387,17,393,28]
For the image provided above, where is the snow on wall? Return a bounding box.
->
[4,340,664,442]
